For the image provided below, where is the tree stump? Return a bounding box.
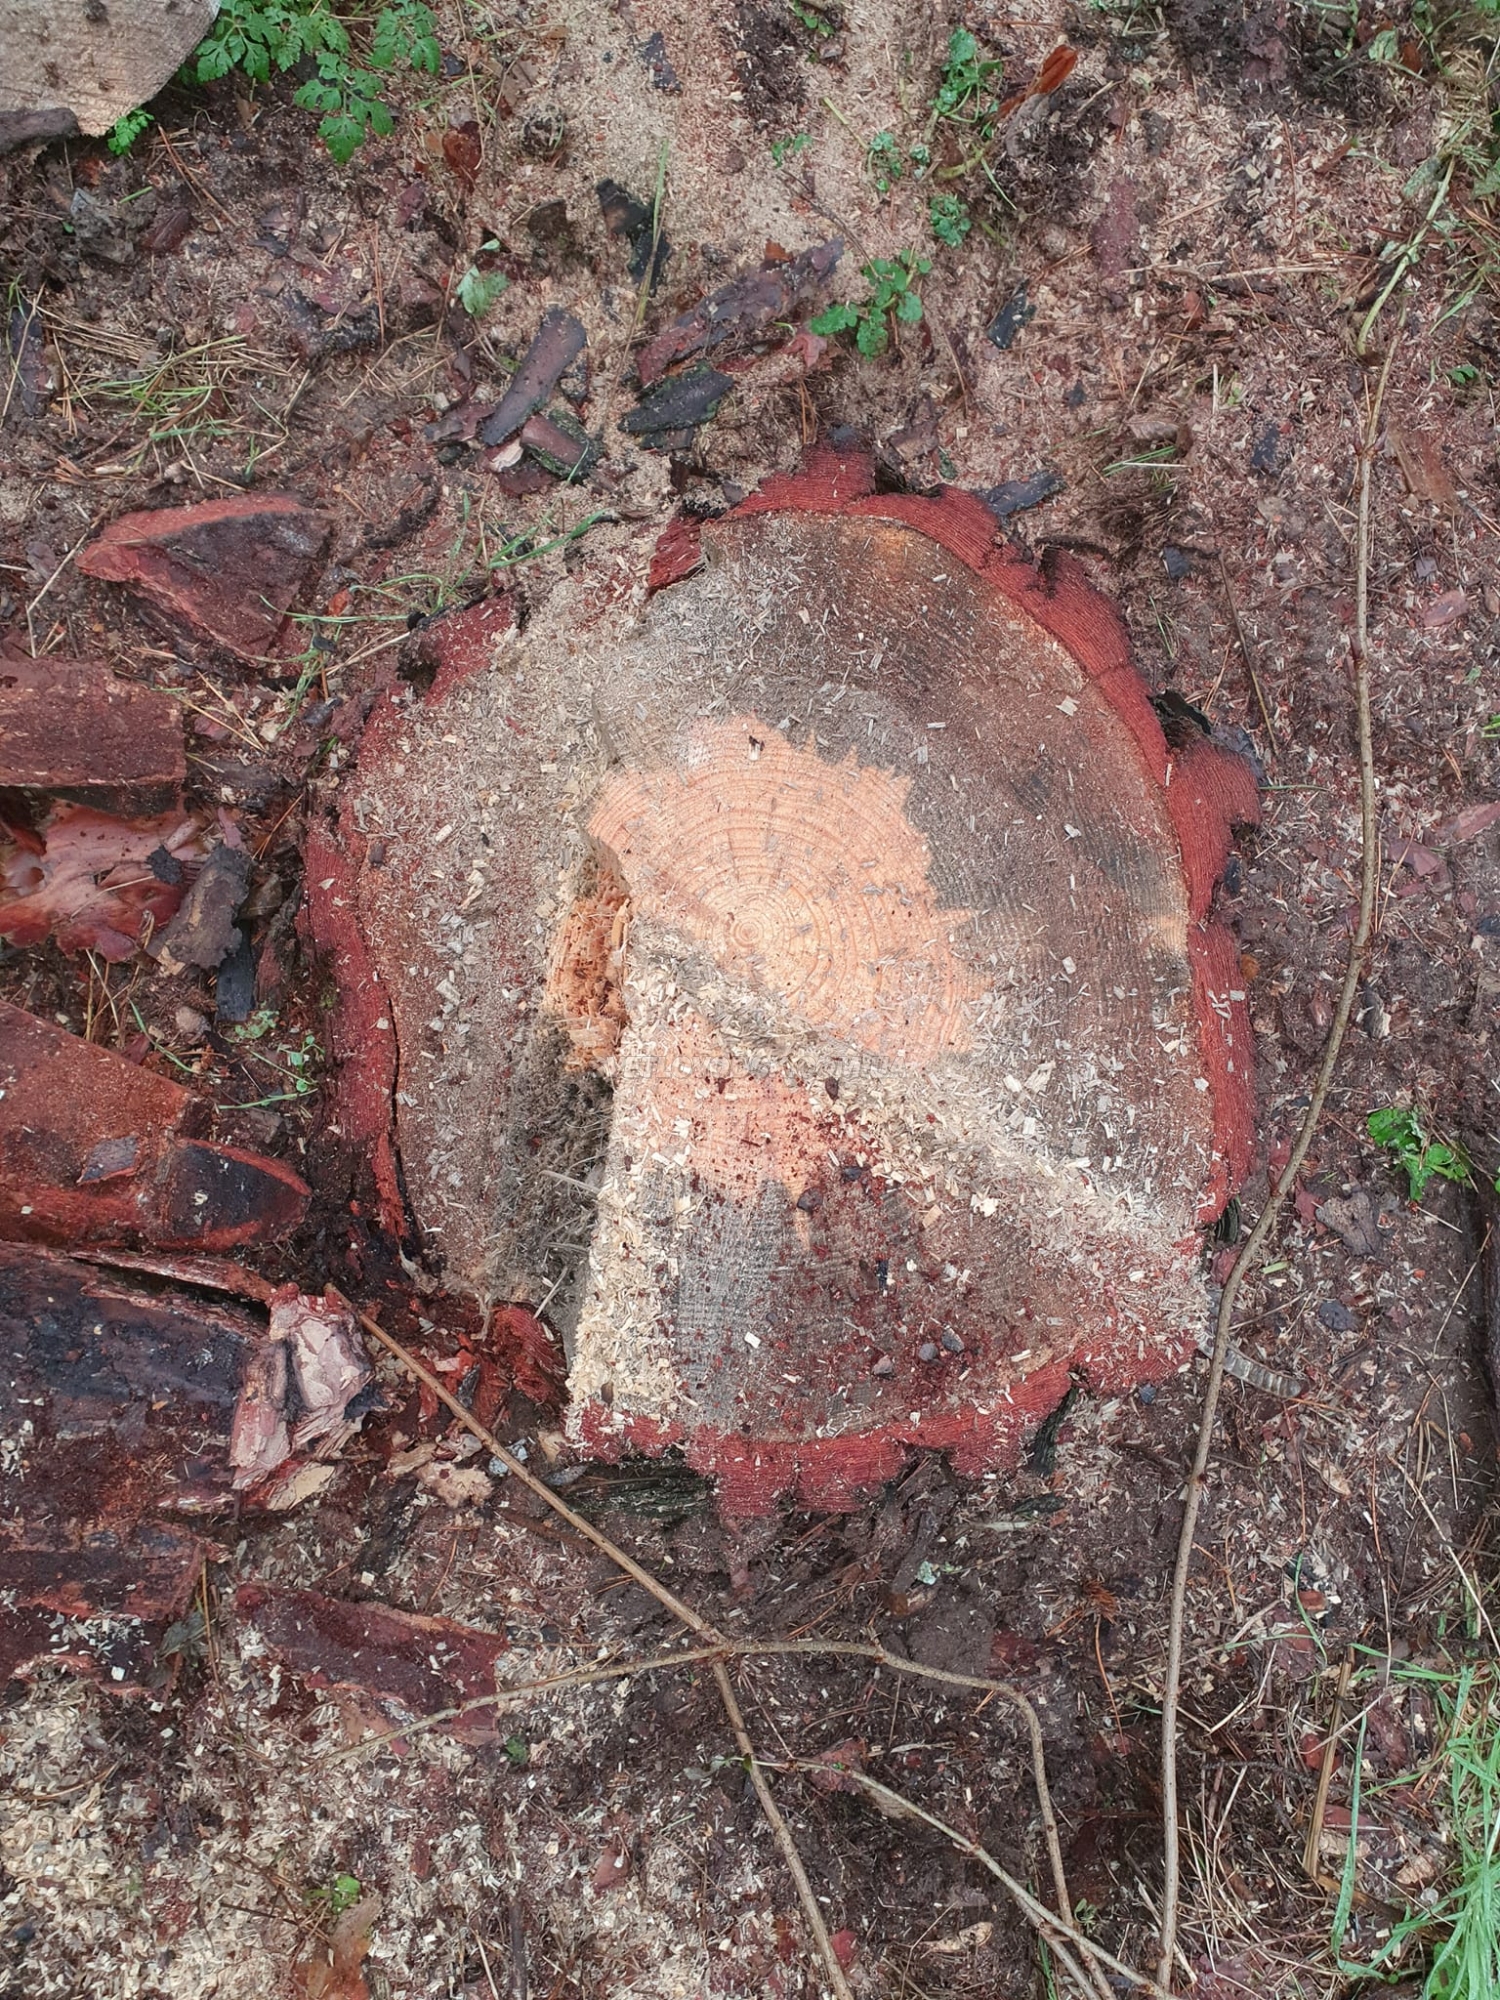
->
[0,0,218,140]
[324,447,1258,1511]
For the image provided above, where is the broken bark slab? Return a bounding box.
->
[0,651,184,813]
[0,1000,309,1251]
[478,307,587,448]
[621,364,734,450]
[0,1241,255,1680]
[235,1583,509,1729]
[303,597,517,1243]
[0,0,217,140]
[149,838,251,972]
[0,802,209,959]
[334,444,1257,1512]
[635,239,842,387]
[77,495,331,662]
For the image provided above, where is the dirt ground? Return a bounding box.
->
[3,0,1499,1994]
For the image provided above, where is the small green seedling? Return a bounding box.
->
[786,0,836,36]
[309,1873,364,1917]
[810,251,930,357]
[504,1735,529,1766]
[771,131,811,166]
[1368,1106,1476,1201]
[107,106,154,154]
[929,192,972,245]
[867,129,905,192]
[928,27,1004,136]
[457,242,509,318]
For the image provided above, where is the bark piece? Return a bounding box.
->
[77,495,331,662]
[597,177,671,288]
[478,308,587,448]
[0,803,209,959]
[149,839,251,972]
[621,365,734,447]
[0,652,184,812]
[0,1000,309,1251]
[338,445,1258,1512]
[0,0,217,140]
[635,239,842,387]
[235,1583,509,1719]
[979,471,1063,521]
[0,1241,256,1680]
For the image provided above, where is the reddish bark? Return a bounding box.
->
[0,1001,308,1251]
[0,650,184,813]
[77,494,330,661]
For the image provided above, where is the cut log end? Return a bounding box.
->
[334,454,1258,1512]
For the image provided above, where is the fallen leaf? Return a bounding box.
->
[928,1923,994,1955]
[274,1287,374,1454]
[442,120,481,192]
[1034,44,1079,94]
[1435,801,1500,844]
[806,1738,867,1793]
[1422,587,1467,629]
[1389,425,1458,512]
[592,1838,631,1891]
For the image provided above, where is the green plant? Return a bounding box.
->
[770,131,810,166]
[810,251,930,357]
[228,1012,322,1105]
[927,27,1004,138]
[867,128,905,192]
[309,1873,364,1917]
[786,0,836,36]
[1332,1658,1500,1999]
[194,0,440,164]
[107,107,154,154]
[929,191,972,245]
[456,241,509,317]
[1484,713,1500,739]
[1368,1105,1475,1200]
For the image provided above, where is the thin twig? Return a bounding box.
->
[323,1632,1073,1958]
[1211,538,1280,752]
[782,1764,1162,2000]
[1301,1653,1354,1882]
[1154,319,1402,1990]
[713,1661,854,2000]
[332,1296,852,2000]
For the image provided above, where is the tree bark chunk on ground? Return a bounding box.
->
[0,1241,256,1682]
[0,1000,310,1251]
[333,448,1259,1513]
[76,495,331,662]
[0,649,184,814]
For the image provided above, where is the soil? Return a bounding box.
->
[2,1,1498,1996]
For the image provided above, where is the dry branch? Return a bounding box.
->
[341,1295,853,2000]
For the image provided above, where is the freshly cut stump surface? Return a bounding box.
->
[328,454,1257,1511]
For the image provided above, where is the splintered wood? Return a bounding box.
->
[330,465,1257,1511]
